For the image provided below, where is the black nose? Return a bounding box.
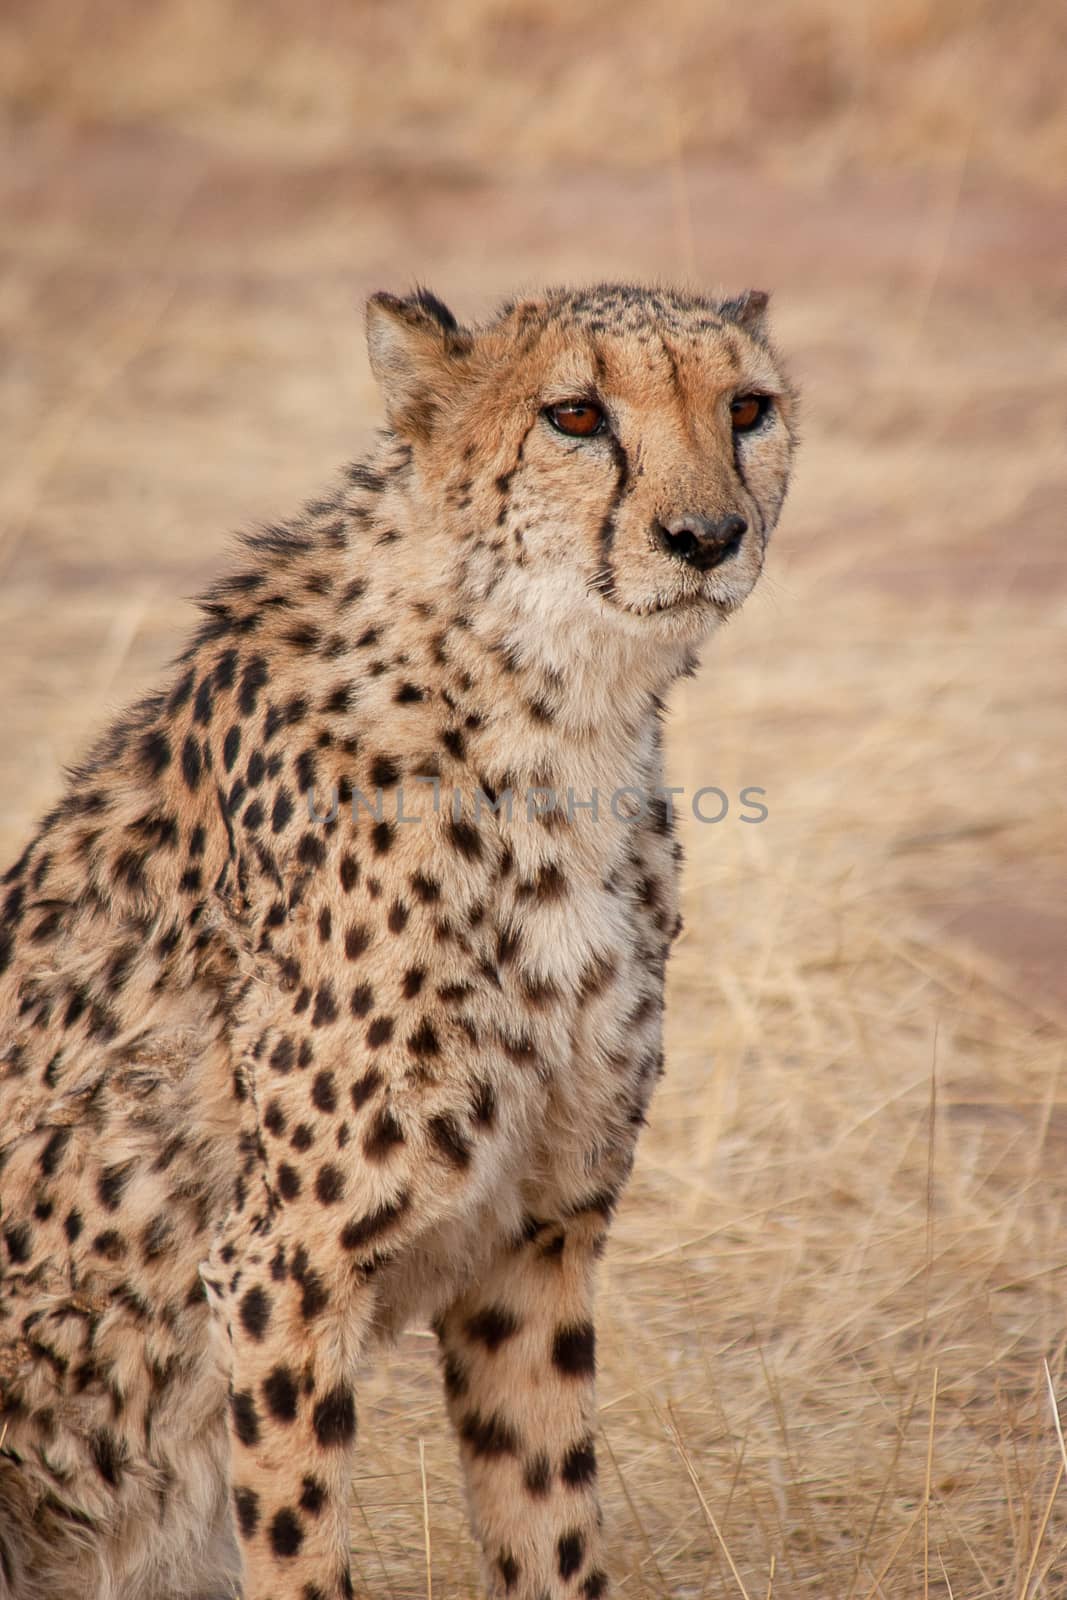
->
[657,514,748,571]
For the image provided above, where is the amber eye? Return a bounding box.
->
[730,394,769,433]
[545,401,606,438]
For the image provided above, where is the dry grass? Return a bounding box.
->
[2,0,1067,188]
[1,5,1066,1594]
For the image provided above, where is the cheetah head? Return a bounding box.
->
[366,283,797,657]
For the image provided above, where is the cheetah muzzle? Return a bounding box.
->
[0,282,796,1600]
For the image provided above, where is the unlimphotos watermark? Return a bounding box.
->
[304,781,769,827]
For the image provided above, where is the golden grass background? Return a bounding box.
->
[1,4,1066,1594]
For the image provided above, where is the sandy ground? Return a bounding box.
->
[1,123,1066,1595]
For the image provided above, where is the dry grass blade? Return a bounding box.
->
[859,1507,923,1600]
[662,1403,752,1600]
[1015,1462,1065,1600]
[1045,1361,1067,1477]
[418,1438,433,1600]
[924,1368,940,1600]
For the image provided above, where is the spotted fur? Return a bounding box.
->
[0,284,796,1599]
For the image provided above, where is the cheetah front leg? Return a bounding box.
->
[208,1207,376,1600]
[436,1199,612,1600]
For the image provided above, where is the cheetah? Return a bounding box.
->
[0,283,796,1599]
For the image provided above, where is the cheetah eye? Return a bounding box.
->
[730,394,771,433]
[545,401,606,438]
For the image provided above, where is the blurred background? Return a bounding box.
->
[1,3,1065,1594]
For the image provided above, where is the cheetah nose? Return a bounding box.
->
[657,513,748,572]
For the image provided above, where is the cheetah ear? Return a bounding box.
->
[719,289,770,338]
[365,289,471,441]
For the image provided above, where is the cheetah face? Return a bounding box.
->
[366,284,797,646]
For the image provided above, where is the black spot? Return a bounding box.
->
[448,818,482,860]
[523,1453,552,1497]
[442,727,466,760]
[311,1070,337,1113]
[370,755,400,789]
[388,900,410,934]
[408,1019,440,1058]
[270,1034,296,1073]
[581,1571,609,1599]
[263,1364,299,1423]
[113,848,147,894]
[246,749,266,788]
[339,853,359,892]
[344,923,370,960]
[63,1208,83,1243]
[410,872,440,903]
[299,1475,327,1516]
[239,656,269,715]
[312,1386,356,1448]
[238,1285,272,1341]
[312,985,338,1027]
[441,1350,468,1400]
[89,1428,125,1487]
[243,798,265,831]
[97,1161,135,1213]
[214,646,239,689]
[498,1551,521,1591]
[92,1222,127,1260]
[470,1079,496,1127]
[181,735,202,791]
[552,1321,596,1379]
[263,1099,287,1137]
[350,1067,382,1108]
[169,669,195,713]
[339,1191,410,1251]
[428,1113,471,1170]
[295,749,317,794]
[285,622,320,653]
[277,1163,302,1200]
[233,1484,260,1539]
[193,677,215,726]
[366,1015,394,1049]
[299,1269,329,1321]
[459,1408,519,1458]
[141,1213,172,1261]
[139,728,172,776]
[465,1304,519,1352]
[315,1164,344,1205]
[558,1529,585,1580]
[350,983,375,1018]
[63,987,88,1029]
[38,1126,72,1178]
[562,1437,598,1488]
[272,789,294,834]
[317,906,332,943]
[370,820,394,855]
[231,1389,261,1447]
[290,1124,314,1152]
[269,1507,304,1558]
[395,681,425,704]
[363,1106,404,1161]
[401,966,424,998]
[297,831,327,869]
[4,1222,32,1264]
